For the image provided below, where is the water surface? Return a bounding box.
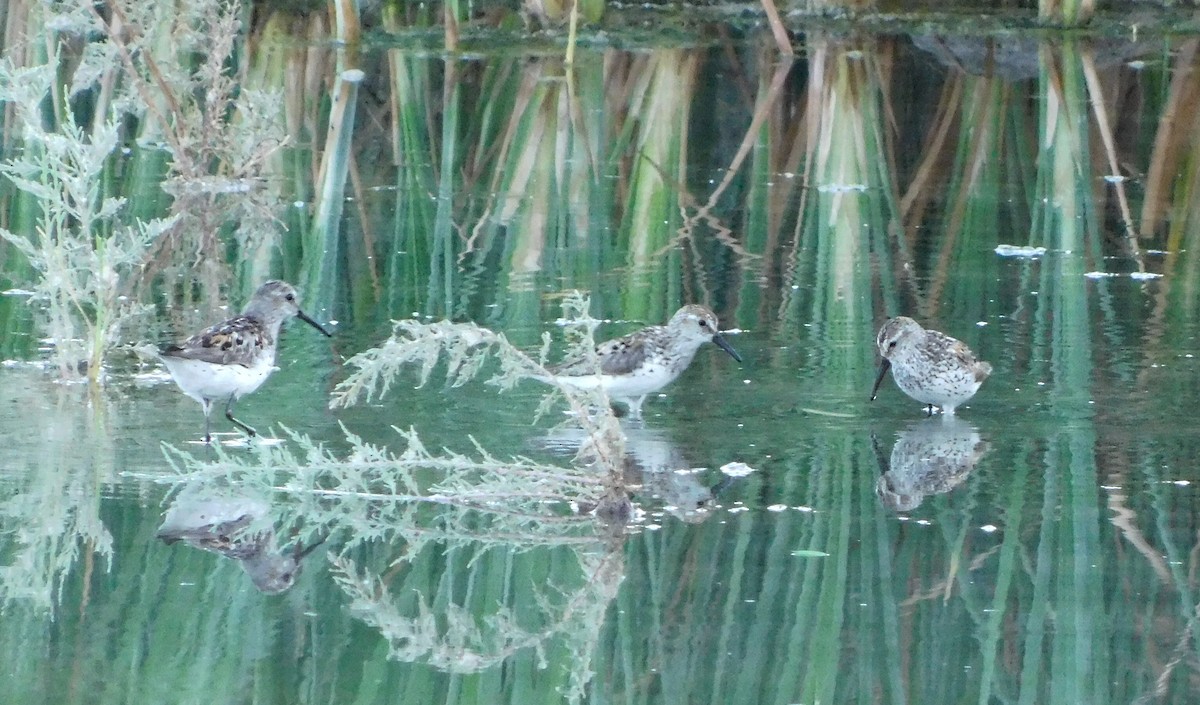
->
[2,28,1200,705]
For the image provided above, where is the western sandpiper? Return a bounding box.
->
[549,304,742,419]
[161,280,331,443]
[870,316,991,415]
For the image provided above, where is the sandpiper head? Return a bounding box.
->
[870,316,922,401]
[667,305,742,362]
[875,316,923,359]
[242,281,332,337]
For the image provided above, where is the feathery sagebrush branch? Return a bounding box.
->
[329,291,626,469]
[149,294,629,698]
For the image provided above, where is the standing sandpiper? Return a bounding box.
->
[161,281,332,443]
[548,304,742,419]
[870,316,991,415]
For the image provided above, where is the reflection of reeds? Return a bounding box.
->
[784,37,898,384]
[616,50,700,318]
[1039,0,1095,25]
[1142,40,1200,240]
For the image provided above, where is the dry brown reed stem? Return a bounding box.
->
[348,152,381,293]
[1140,39,1200,239]
[86,3,190,172]
[759,0,793,57]
[924,77,1001,319]
[1106,486,1172,584]
[461,61,543,259]
[900,70,963,239]
[1080,49,1141,266]
[443,0,459,51]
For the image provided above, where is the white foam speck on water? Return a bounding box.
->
[719,462,756,477]
[1130,271,1163,280]
[1085,271,1118,279]
[1,289,36,297]
[995,244,1047,258]
[816,183,867,193]
[1103,174,1127,183]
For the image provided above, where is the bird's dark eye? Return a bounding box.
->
[699,320,709,328]
[286,293,295,302]
[887,341,897,350]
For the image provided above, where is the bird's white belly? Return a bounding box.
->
[162,356,277,403]
[556,363,677,401]
[894,367,979,407]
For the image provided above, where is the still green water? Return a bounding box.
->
[3,30,1200,705]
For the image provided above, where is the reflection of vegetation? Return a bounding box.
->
[157,293,626,700]
[0,369,113,611]
[5,7,1200,703]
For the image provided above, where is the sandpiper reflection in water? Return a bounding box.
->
[537,424,737,524]
[873,416,989,512]
[156,487,322,594]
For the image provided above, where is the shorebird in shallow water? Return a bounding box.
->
[161,280,332,443]
[870,316,991,416]
[548,304,742,419]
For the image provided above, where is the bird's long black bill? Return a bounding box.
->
[297,310,333,337]
[712,333,743,363]
[870,358,892,401]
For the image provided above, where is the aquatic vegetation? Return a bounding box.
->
[0,0,292,379]
[0,368,115,612]
[0,61,176,381]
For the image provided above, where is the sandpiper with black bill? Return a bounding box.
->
[161,281,332,443]
[870,316,991,416]
[548,304,742,419]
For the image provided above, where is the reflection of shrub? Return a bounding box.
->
[157,293,627,699]
[0,61,175,381]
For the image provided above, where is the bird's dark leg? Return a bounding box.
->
[925,404,934,416]
[225,395,257,437]
[202,399,214,444]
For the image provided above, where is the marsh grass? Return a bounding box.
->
[0,61,176,381]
